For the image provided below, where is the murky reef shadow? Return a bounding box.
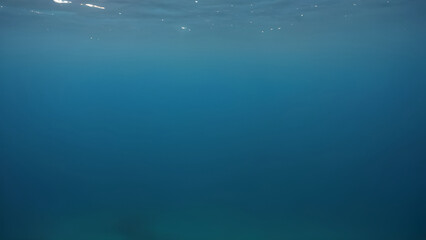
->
[43,211,172,240]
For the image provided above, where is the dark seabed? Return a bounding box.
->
[1,0,426,239]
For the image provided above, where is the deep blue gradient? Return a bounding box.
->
[1,1,426,240]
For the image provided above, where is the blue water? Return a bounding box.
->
[1,1,426,239]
